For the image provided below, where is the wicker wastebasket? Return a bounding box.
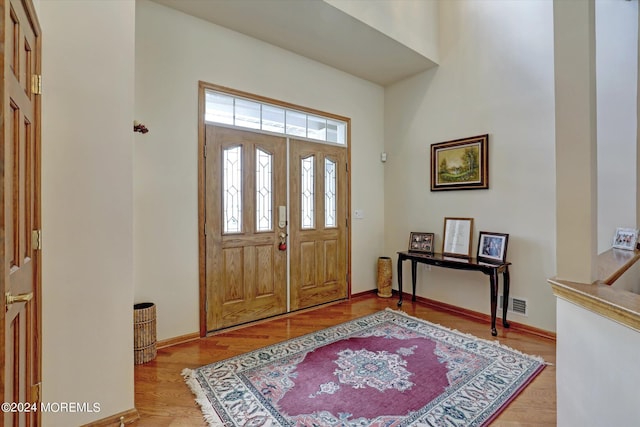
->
[134,302,157,364]
[377,257,393,298]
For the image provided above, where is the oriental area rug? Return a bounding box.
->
[183,309,545,426]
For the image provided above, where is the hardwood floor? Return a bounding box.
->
[132,293,556,426]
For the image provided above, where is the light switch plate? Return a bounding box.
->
[354,209,364,219]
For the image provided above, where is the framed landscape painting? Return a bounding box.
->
[431,134,489,191]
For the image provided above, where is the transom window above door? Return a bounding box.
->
[204,89,347,145]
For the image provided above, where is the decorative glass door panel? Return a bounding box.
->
[290,139,347,310]
[256,148,274,232]
[205,126,287,331]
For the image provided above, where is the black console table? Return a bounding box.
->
[397,251,511,336]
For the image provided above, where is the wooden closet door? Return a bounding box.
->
[2,0,42,426]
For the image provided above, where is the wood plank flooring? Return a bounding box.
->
[132,293,556,426]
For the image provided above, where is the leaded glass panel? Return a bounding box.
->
[325,158,337,228]
[223,146,242,233]
[256,148,273,232]
[301,156,315,229]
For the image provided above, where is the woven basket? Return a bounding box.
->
[134,302,157,364]
[377,257,393,298]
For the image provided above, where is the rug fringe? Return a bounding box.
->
[181,368,226,426]
[384,307,549,365]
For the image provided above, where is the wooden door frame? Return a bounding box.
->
[197,81,352,336]
[0,0,42,419]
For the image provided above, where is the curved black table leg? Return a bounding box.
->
[502,266,511,328]
[490,271,498,336]
[411,260,417,302]
[397,255,403,306]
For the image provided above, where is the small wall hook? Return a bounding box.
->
[133,120,149,134]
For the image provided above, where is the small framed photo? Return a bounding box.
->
[477,232,509,263]
[409,232,435,254]
[442,217,473,258]
[431,134,489,191]
[612,227,638,251]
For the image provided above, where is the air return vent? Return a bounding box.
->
[499,295,528,316]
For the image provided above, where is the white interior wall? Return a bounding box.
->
[556,298,640,426]
[384,0,557,332]
[325,0,439,64]
[39,0,135,425]
[596,0,638,254]
[134,0,385,340]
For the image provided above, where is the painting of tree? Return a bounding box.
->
[437,145,480,183]
[430,135,489,191]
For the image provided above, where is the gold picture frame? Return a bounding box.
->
[442,217,474,258]
[431,134,489,191]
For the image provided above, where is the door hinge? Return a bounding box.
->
[203,142,207,158]
[203,222,207,236]
[32,74,42,95]
[32,229,42,250]
[31,382,42,401]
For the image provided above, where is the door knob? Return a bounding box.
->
[6,291,33,307]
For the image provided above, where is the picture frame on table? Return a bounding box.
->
[477,231,509,263]
[442,217,474,258]
[408,232,435,254]
[431,134,489,191]
[612,227,638,251]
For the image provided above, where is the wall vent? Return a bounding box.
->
[499,295,528,317]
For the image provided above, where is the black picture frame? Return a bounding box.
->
[477,231,509,263]
[409,232,435,254]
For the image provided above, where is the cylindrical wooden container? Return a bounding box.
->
[377,257,393,298]
[134,302,157,364]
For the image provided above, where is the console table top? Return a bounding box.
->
[398,251,511,269]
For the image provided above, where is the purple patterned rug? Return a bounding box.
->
[183,309,545,426]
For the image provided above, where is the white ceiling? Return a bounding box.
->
[151,0,437,86]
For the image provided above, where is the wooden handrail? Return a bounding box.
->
[596,248,640,285]
[548,248,640,332]
[549,278,640,332]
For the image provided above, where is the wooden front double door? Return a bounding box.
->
[204,126,348,331]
